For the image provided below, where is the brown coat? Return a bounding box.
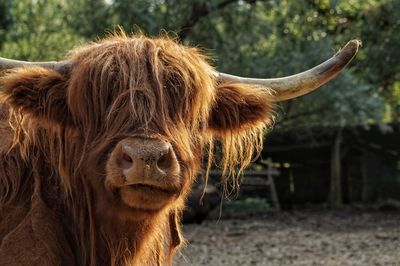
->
[0,33,274,265]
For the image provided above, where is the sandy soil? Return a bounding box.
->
[174,211,400,266]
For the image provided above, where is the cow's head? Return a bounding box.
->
[0,35,359,224]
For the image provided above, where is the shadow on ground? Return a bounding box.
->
[174,210,400,266]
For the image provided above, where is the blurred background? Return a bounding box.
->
[1,0,399,265]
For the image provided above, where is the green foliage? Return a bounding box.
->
[0,0,399,128]
[66,0,112,39]
[0,0,14,47]
[1,0,83,60]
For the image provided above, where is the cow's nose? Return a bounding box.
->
[117,138,179,180]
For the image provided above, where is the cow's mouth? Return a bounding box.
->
[115,181,179,212]
[127,183,175,194]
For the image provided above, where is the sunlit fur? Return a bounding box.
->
[0,32,274,265]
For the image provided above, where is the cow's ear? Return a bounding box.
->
[0,67,70,125]
[207,83,275,136]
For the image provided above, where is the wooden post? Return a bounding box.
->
[329,129,343,207]
[266,158,280,210]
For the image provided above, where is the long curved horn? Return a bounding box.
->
[216,40,361,101]
[0,57,71,74]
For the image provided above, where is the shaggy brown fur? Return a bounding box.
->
[0,33,275,265]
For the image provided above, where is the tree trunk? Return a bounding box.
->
[329,129,343,208]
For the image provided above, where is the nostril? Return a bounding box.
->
[157,148,173,171]
[120,152,133,169]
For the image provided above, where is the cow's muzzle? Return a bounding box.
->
[105,137,181,193]
[119,137,178,180]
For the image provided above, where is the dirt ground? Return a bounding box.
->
[174,210,400,266]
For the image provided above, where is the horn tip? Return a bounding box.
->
[345,39,362,53]
[335,39,361,60]
[351,39,363,47]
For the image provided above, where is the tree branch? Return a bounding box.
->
[178,0,254,41]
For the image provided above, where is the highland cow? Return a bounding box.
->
[0,33,359,265]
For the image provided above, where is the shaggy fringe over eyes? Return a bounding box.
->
[67,32,216,167]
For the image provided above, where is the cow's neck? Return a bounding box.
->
[97,211,170,265]
[37,171,169,265]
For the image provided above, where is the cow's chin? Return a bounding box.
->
[101,184,180,221]
[119,185,178,211]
